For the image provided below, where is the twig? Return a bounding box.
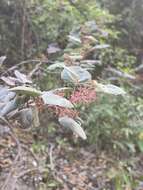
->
[22,144,39,166]
[105,67,136,80]
[2,59,52,76]
[21,1,26,60]
[17,168,39,179]
[28,61,43,78]
[49,143,54,171]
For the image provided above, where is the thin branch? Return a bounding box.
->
[28,61,43,78]
[105,67,136,80]
[17,168,39,179]
[49,143,54,171]
[22,144,39,166]
[2,59,51,76]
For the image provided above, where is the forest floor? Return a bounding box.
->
[1,118,143,190]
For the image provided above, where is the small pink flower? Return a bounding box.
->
[48,87,96,119]
[70,87,96,104]
[48,106,79,119]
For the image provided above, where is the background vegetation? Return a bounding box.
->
[1,0,143,190]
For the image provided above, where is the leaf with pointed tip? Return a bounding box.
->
[94,44,110,49]
[61,66,91,83]
[41,92,73,108]
[62,66,79,83]
[48,62,65,70]
[59,116,87,140]
[9,86,42,96]
[52,87,72,93]
[0,87,9,100]
[14,70,32,84]
[68,35,81,44]
[0,98,17,117]
[0,87,15,103]
[96,83,126,95]
[0,56,6,65]
[3,92,16,102]
[47,43,61,54]
[1,76,17,86]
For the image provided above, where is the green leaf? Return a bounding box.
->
[125,142,135,153]
[137,140,143,152]
[61,66,92,83]
[47,62,65,70]
[0,56,6,66]
[96,83,126,95]
[41,92,74,108]
[0,98,17,116]
[14,70,32,84]
[58,116,87,140]
[9,86,42,96]
[68,35,81,44]
[94,44,110,49]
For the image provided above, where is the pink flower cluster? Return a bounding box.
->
[49,87,96,119]
[54,106,79,118]
[70,87,96,104]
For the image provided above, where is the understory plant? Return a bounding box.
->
[0,20,126,140]
[85,94,143,153]
[0,18,142,190]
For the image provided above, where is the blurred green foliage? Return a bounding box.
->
[85,94,143,154]
[99,0,143,63]
[1,1,143,189]
[1,0,142,153]
[0,0,113,63]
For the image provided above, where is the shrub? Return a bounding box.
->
[85,94,143,153]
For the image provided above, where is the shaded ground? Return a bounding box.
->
[0,120,143,190]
